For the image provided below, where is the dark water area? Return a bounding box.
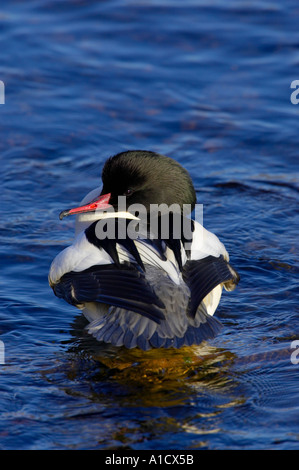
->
[0,0,299,450]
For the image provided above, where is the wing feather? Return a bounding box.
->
[183,255,240,318]
[53,264,166,324]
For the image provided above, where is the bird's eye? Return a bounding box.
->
[124,188,133,196]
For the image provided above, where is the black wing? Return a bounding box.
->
[52,263,166,324]
[183,255,240,318]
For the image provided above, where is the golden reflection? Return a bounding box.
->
[64,317,239,407]
[92,342,234,382]
[47,315,244,409]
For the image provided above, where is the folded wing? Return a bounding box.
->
[183,254,240,318]
[52,263,166,324]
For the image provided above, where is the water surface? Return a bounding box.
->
[0,0,298,450]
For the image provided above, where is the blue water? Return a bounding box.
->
[1,0,299,450]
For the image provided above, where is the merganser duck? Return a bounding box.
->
[49,150,239,350]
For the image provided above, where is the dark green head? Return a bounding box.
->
[100,150,196,213]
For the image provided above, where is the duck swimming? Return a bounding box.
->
[49,150,239,350]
